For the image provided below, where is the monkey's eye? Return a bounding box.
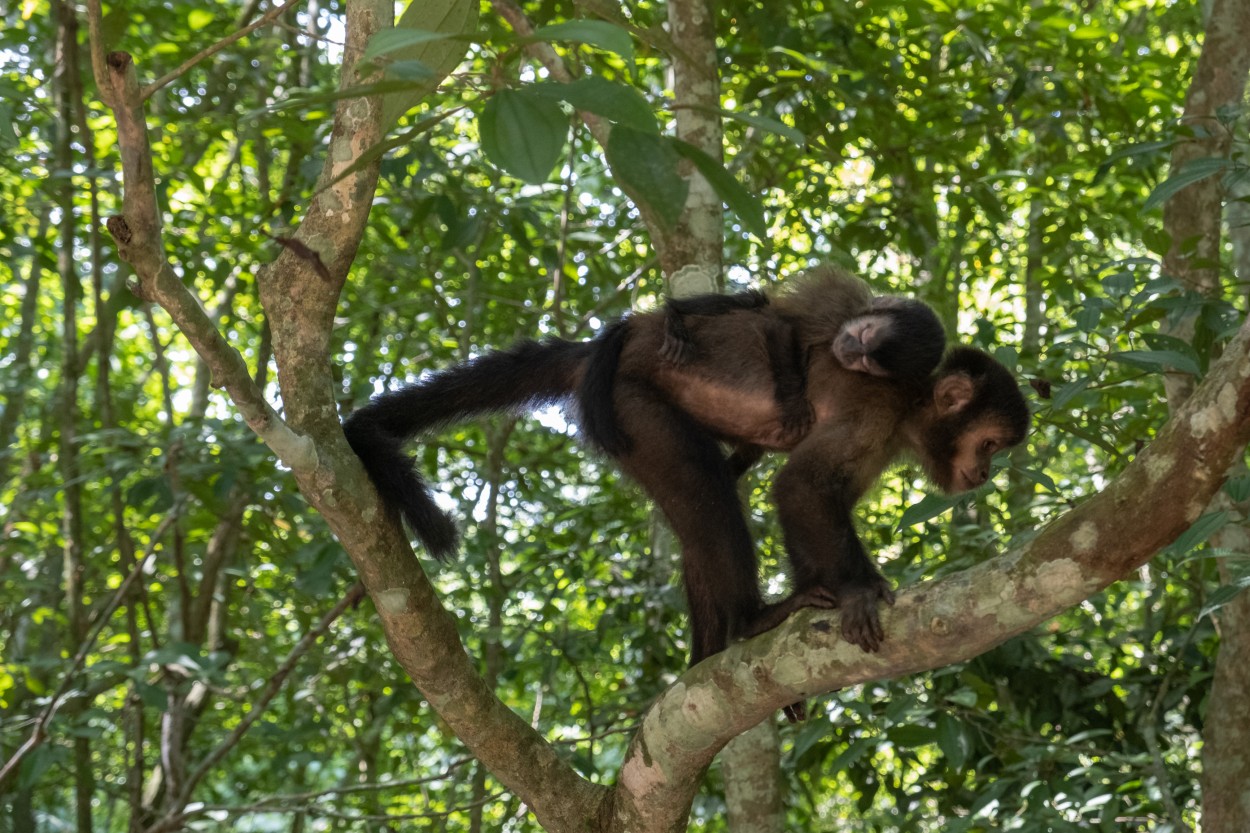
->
[981,439,996,453]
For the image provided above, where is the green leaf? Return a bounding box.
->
[1014,466,1057,492]
[530,78,659,134]
[269,79,450,116]
[318,107,465,191]
[670,138,768,239]
[827,736,875,772]
[993,344,1018,369]
[386,60,436,81]
[790,714,833,763]
[1100,271,1135,298]
[187,9,214,29]
[1050,375,1090,407]
[898,492,963,528]
[135,681,168,709]
[937,713,973,770]
[363,28,464,63]
[726,111,805,146]
[946,688,979,708]
[1167,511,1230,556]
[18,745,60,790]
[1143,157,1231,211]
[1109,349,1200,376]
[887,723,935,747]
[1223,474,1250,502]
[605,127,688,228]
[479,89,569,183]
[0,108,16,151]
[1200,573,1250,619]
[1071,24,1109,39]
[381,0,479,127]
[683,105,805,145]
[1098,139,1176,179]
[531,20,635,62]
[1075,298,1104,332]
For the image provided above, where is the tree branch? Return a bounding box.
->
[92,48,313,469]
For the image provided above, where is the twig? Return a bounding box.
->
[142,0,304,99]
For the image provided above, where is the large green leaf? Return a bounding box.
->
[529,78,659,134]
[670,138,768,240]
[937,713,973,771]
[1109,349,1201,376]
[605,126,688,228]
[530,20,634,62]
[898,491,964,528]
[380,0,479,128]
[1143,157,1231,211]
[479,89,570,184]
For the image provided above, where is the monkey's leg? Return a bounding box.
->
[771,432,896,653]
[612,379,764,665]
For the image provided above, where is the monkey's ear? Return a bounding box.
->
[933,373,974,416]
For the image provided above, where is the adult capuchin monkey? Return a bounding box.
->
[651,266,947,478]
[343,273,1030,676]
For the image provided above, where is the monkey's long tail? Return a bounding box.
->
[343,338,593,559]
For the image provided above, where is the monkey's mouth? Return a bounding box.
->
[954,470,981,493]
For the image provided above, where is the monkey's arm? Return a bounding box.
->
[764,313,813,444]
[721,318,810,481]
[659,289,769,363]
[767,428,896,652]
[711,316,813,481]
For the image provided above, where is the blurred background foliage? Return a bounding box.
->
[2,0,1247,829]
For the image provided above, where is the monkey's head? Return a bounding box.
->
[915,347,1030,494]
[833,298,945,381]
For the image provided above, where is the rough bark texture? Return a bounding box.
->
[722,721,784,830]
[1200,530,1250,829]
[1211,135,1250,833]
[1157,0,1250,828]
[663,0,724,279]
[1161,0,1250,403]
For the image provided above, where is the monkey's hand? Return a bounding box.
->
[744,587,838,639]
[776,399,815,445]
[659,327,693,363]
[838,577,896,653]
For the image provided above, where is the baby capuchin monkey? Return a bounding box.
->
[660,266,944,380]
[655,266,946,476]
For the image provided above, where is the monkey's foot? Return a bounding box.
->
[839,579,896,653]
[658,325,693,363]
[783,701,807,723]
[745,587,838,638]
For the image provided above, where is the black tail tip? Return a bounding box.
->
[404,504,460,561]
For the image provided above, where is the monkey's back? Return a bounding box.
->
[772,265,874,351]
[618,309,787,446]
